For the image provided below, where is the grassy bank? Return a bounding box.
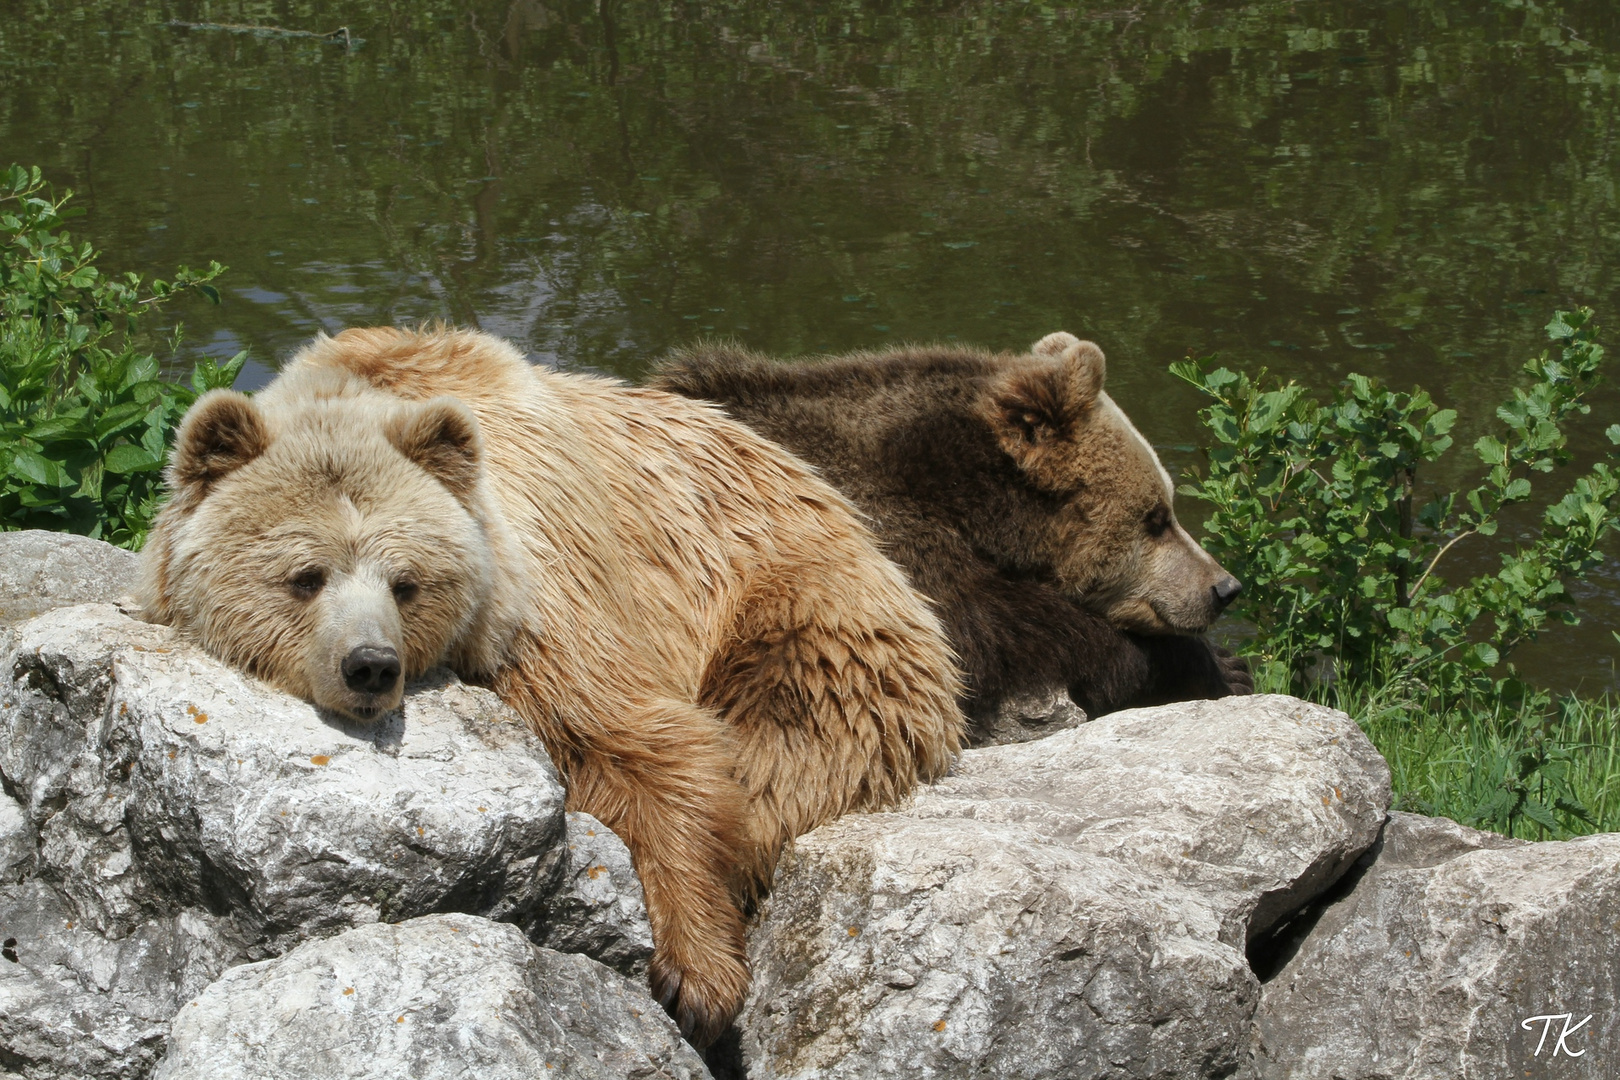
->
[1248,653,1620,838]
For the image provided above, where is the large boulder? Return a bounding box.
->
[0,530,139,626]
[737,695,1392,1080]
[0,602,646,1079]
[1,605,567,943]
[154,913,708,1080]
[1252,811,1620,1078]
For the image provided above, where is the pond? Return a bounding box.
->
[3,0,1618,691]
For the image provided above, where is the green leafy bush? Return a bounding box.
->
[1174,310,1620,838]
[0,164,243,548]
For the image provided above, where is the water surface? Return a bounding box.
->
[4,0,1618,688]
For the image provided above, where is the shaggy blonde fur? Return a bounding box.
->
[139,326,964,1046]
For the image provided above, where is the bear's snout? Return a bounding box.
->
[1212,575,1243,611]
[342,645,401,695]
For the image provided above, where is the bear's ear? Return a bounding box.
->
[169,391,269,494]
[991,336,1107,449]
[1031,331,1083,359]
[1044,335,1106,413]
[387,397,482,504]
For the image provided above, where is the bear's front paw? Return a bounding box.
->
[650,945,749,1048]
[1214,645,1254,696]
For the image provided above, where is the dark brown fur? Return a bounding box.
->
[651,343,1251,739]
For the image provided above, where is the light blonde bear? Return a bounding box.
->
[139,326,964,1046]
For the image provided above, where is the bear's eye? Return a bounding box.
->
[1143,505,1172,538]
[288,568,326,598]
[392,578,420,604]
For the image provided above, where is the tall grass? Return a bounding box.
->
[1250,649,1620,839]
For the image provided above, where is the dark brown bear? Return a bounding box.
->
[651,331,1251,741]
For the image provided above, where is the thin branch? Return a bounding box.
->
[1409,529,1477,599]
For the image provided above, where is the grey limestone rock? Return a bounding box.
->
[0,791,30,882]
[0,530,139,627]
[0,880,239,1080]
[154,913,710,1080]
[1,605,568,942]
[738,695,1393,1080]
[1252,811,1620,1079]
[0,603,580,1079]
[919,694,1393,944]
[525,811,655,979]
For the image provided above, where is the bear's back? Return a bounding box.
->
[652,344,1030,516]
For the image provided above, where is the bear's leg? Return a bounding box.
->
[702,578,962,903]
[557,698,751,1048]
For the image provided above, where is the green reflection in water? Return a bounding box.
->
[3,0,1618,688]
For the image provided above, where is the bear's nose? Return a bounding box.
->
[1212,575,1243,611]
[342,646,401,694]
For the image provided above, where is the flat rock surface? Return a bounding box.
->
[738,695,1392,1080]
[1253,811,1620,1079]
[154,913,711,1080]
[919,695,1391,942]
[0,530,139,627]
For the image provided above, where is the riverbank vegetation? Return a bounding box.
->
[1177,313,1620,838]
[0,165,242,547]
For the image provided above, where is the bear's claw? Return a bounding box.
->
[1213,645,1254,696]
[650,950,747,1049]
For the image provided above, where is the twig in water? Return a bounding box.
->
[168,21,360,50]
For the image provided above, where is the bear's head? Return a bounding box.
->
[140,374,508,721]
[981,332,1241,635]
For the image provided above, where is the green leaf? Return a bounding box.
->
[1248,387,1302,433]
[1520,798,1561,834]
[1553,794,1594,823]
[74,459,104,501]
[9,448,74,487]
[94,401,151,440]
[1468,789,1514,828]
[26,416,91,443]
[214,350,248,389]
[102,444,164,475]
